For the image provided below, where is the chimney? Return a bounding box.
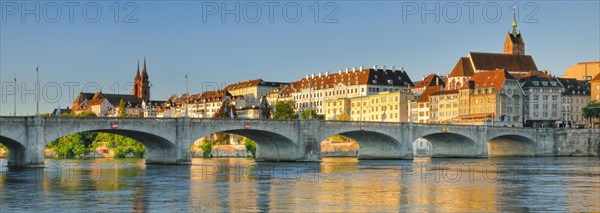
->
[352,67,356,72]
[422,75,425,81]
[401,67,405,73]
[311,73,315,78]
[373,65,377,69]
[339,69,342,75]
[392,66,396,71]
[345,68,349,73]
[318,72,322,77]
[360,66,364,71]
[306,75,309,79]
[382,65,386,70]
[325,71,329,76]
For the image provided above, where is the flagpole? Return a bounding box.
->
[185,73,189,117]
[36,64,39,115]
[14,76,17,116]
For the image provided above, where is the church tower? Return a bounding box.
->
[133,60,141,96]
[504,12,525,55]
[138,56,151,102]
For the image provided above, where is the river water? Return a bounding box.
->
[0,157,598,212]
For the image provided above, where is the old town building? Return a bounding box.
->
[270,66,413,115]
[519,72,563,127]
[557,78,591,128]
[325,91,413,122]
[590,73,600,102]
[73,58,157,117]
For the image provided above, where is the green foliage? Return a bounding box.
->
[118,99,126,117]
[49,133,87,158]
[77,111,97,117]
[583,101,600,119]
[92,133,145,158]
[583,101,600,127]
[47,132,144,159]
[272,100,296,119]
[301,109,323,120]
[244,138,257,158]
[0,143,6,151]
[200,140,213,157]
[328,134,349,142]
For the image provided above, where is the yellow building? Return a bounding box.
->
[324,98,351,120]
[325,91,413,122]
[561,61,600,81]
[455,69,524,126]
[430,90,459,123]
[592,74,600,102]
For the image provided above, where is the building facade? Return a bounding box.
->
[591,74,600,102]
[520,74,563,127]
[557,78,591,128]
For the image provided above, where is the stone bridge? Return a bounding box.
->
[0,116,598,168]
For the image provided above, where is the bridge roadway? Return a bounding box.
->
[0,116,598,168]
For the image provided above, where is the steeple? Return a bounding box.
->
[512,10,517,37]
[135,60,141,81]
[504,10,525,55]
[142,55,148,81]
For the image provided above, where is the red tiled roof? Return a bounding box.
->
[414,74,445,88]
[461,69,515,91]
[510,70,551,80]
[418,85,442,102]
[448,57,475,78]
[468,52,538,72]
[592,73,600,81]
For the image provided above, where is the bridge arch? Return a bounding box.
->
[419,133,480,157]
[0,135,26,168]
[44,127,180,164]
[189,120,300,161]
[330,130,403,159]
[487,134,536,157]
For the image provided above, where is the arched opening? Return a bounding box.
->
[322,131,404,159]
[191,130,298,162]
[0,136,26,168]
[44,130,177,164]
[412,138,433,157]
[488,135,536,157]
[190,133,253,158]
[320,135,358,158]
[421,133,480,157]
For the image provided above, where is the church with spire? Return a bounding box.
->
[72,57,162,117]
[133,57,151,103]
[504,12,525,55]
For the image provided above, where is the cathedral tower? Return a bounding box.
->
[504,12,525,55]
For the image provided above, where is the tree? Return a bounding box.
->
[118,99,126,117]
[272,100,296,119]
[301,109,322,120]
[583,101,600,127]
[244,138,257,158]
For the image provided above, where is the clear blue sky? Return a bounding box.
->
[1,1,598,115]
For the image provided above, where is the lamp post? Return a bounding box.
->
[185,73,189,117]
[36,64,39,116]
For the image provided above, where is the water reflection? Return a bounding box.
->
[0,157,599,212]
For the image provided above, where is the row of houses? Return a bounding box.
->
[64,18,599,128]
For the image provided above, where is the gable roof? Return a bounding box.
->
[448,57,475,78]
[468,52,538,72]
[592,73,600,81]
[418,85,442,102]
[463,69,516,91]
[414,74,445,88]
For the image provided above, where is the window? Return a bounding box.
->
[533,95,539,101]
